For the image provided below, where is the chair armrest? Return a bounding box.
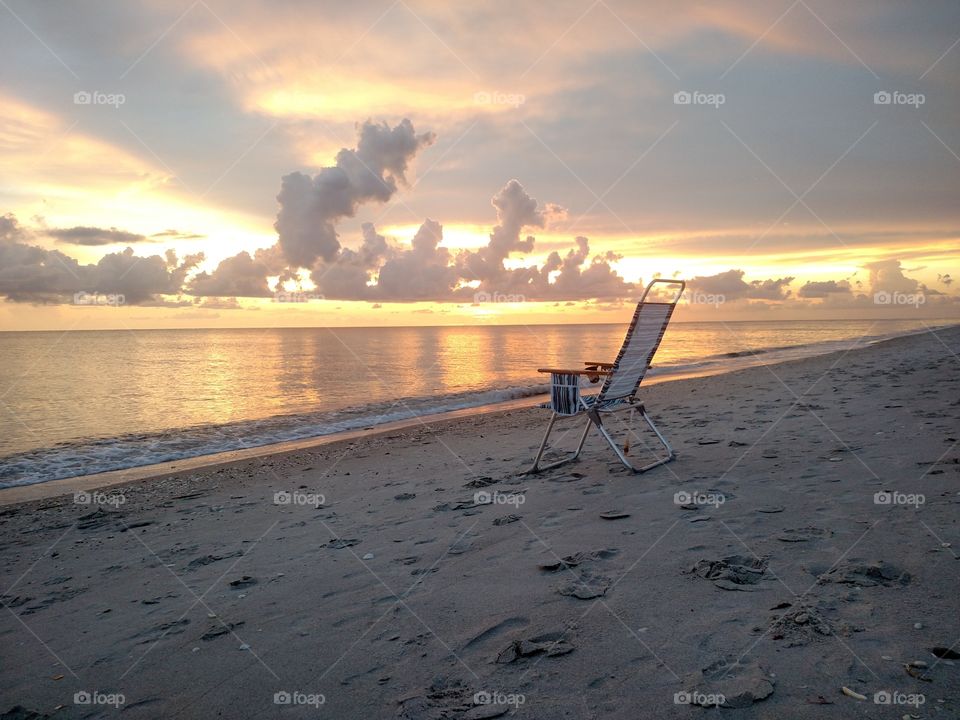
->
[537,367,611,376]
[583,361,614,369]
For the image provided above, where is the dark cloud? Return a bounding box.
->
[151,229,206,240]
[275,119,436,268]
[797,279,852,298]
[0,221,202,304]
[688,269,794,300]
[0,214,24,243]
[47,226,150,246]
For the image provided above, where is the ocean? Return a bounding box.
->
[0,319,946,487]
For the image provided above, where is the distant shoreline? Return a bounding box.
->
[1,317,957,334]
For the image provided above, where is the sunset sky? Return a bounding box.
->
[1,0,958,329]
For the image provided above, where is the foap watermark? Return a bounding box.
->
[474,490,525,508]
[473,690,525,708]
[473,290,525,304]
[674,490,725,508]
[674,690,725,707]
[874,490,924,509]
[682,289,725,308]
[74,490,126,508]
[274,290,324,303]
[873,290,925,308]
[273,490,325,508]
[273,690,325,708]
[473,91,525,108]
[74,691,125,709]
[73,291,124,306]
[74,90,125,108]
[874,90,925,108]
[874,690,925,707]
[674,90,725,108]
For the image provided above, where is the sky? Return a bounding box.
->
[0,0,958,330]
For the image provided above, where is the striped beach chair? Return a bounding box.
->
[529,279,685,474]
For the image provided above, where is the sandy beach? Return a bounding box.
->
[2,325,959,719]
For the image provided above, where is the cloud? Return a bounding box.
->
[797,279,852,298]
[0,220,202,303]
[151,229,206,240]
[0,213,24,243]
[275,118,436,268]
[188,249,276,297]
[688,269,794,300]
[451,181,632,301]
[864,259,920,295]
[309,222,393,299]
[46,226,150,246]
[305,179,633,302]
[457,179,543,282]
[374,219,458,300]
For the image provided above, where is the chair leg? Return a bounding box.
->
[592,406,676,473]
[527,414,592,474]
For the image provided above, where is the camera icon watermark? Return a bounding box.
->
[682,290,725,308]
[473,90,525,108]
[273,690,325,707]
[273,490,325,508]
[74,690,125,708]
[873,290,925,307]
[473,690,525,708]
[473,290,526,304]
[674,490,725,508]
[873,490,924,509]
[474,490,525,508]
[674,690,725,707]
[873,90,925,108]
[73,291,125,306]
[873,690,925,707]
[73,90,126,108]
[674,90,725,108]
[273,290,324,303]
[74,490,126,508]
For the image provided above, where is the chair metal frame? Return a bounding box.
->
[528,279,685,474]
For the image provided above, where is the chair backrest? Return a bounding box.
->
[598,279,685,401]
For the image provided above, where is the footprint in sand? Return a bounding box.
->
[200,621,245,641]
[327,538,360,549]
[818,561,911,587]
[688,555,768,591]
[767,603,837,646]
[495,630,575,663]
[185,552,242,571]
[539,549,619,599]
[776,527,832,543]
[556,572,611,599]
[462,615,529,653]
[228,576,258,588]
[538,548,619,572]
[680,659,775,708]
[131,618,190,644]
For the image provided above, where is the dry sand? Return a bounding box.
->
[1,325,959,719]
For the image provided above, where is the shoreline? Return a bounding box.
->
[2,321,956,506]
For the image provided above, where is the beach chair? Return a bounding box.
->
[529,279,685,474]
